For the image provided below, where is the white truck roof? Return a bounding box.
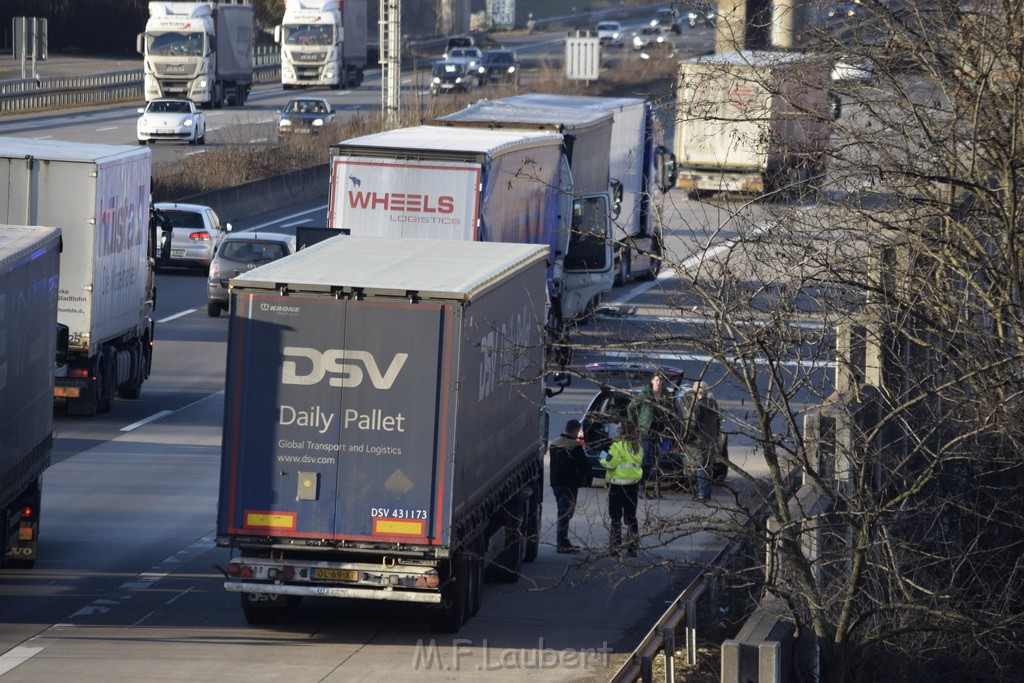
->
[437,98,614,130]
[684,49,826,69]
[501,93,646,111]
[0,138,149,164]
[336,125,563,156]
[231,236,549,301]
[0,225,61,267]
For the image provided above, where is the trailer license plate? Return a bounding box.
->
[170,249,186,258]
[313,568,358,582]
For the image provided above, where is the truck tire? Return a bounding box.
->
[487,503,526,583]
[240,592,286,625]
[97,346,116,414]
[523,492,541,563]
[117,339,145,400]
[614,247,629,286]
[644,239,663,280]
[468,554,483,616]
[429,557,468,633]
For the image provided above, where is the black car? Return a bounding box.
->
[578,362,728,488]
[429,60,472,95]
[481,49,520,85]
[278,97,335,135]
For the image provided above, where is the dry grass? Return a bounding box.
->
[152,55,678,201]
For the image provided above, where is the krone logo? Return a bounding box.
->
[281,347,409,389]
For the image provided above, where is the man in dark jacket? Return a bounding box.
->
[549,419,590,553]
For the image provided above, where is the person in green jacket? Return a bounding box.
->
[599,420,644,557]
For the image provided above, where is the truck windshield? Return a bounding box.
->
[565,197,609,271]
[147,31,205,57]
[284,24,334,46]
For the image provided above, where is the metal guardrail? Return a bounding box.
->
[0,47,280,112]
[610,502,767,683]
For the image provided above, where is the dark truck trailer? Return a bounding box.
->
[0,226,61,568]
[216,236,549,632]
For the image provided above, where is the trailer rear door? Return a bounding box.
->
[218,293,457,546]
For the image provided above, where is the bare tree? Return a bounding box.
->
[563,1,1024,680]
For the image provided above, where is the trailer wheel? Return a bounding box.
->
[97,346,116,413]
[487,505,526,584]
[644,239,663,280]
[240,592,286,625]
[614,248,629,286]
[523,492,541,563]
[429,558,468,633]
[118,339,145,400]
[468,554,483,616]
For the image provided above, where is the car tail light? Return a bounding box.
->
[189,230,212,241]
[209,260,220,278]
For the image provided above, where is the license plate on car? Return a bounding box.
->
[313,568,358,582]
[170,249,186,258]
[159,129,175,134]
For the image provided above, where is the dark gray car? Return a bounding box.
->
[206,229,297,317]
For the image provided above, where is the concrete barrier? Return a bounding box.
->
[173,164,330,225]
[721,599,795,683]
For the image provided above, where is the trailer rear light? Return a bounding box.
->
[415,570,440,588]
[189,230,212,241]
[227,563,254,578]
[21,506,33,519]
[69,368,90,378]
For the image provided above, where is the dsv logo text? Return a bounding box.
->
[281,347,409,389]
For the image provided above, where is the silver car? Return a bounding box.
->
[206,229,297,317]
[153,202,229,271]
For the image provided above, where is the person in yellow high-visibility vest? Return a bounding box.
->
[599,421,644,557]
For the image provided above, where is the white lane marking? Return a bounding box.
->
[157,308,195,323]
[96,126,118,131]
[0,644,48,676]
[247,205,327,230]
[120,410,173,432]
[282,219,311,227]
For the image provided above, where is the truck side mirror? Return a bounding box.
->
[654,145,677,193]
[610,179,623,218]
[137,33,145,55]
[274,25,282,44]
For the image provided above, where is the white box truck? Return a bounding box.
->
[0,139,157,416]
[328,125,613,331]
[0,226,60,568]
[138,1,255,107]
[216,237,549,633]
[276,0,367,89]
[446,94,677,284]
[674,50,835,198]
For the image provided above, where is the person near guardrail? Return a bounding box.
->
[627,371,672,499]
[678,381,721,501]
[549,419,591,554]
[599,420,644,558]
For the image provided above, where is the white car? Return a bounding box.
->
[596,21,625,47]
[832,56,874,83]
[153,202,230,271]
[137,98,206,145]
